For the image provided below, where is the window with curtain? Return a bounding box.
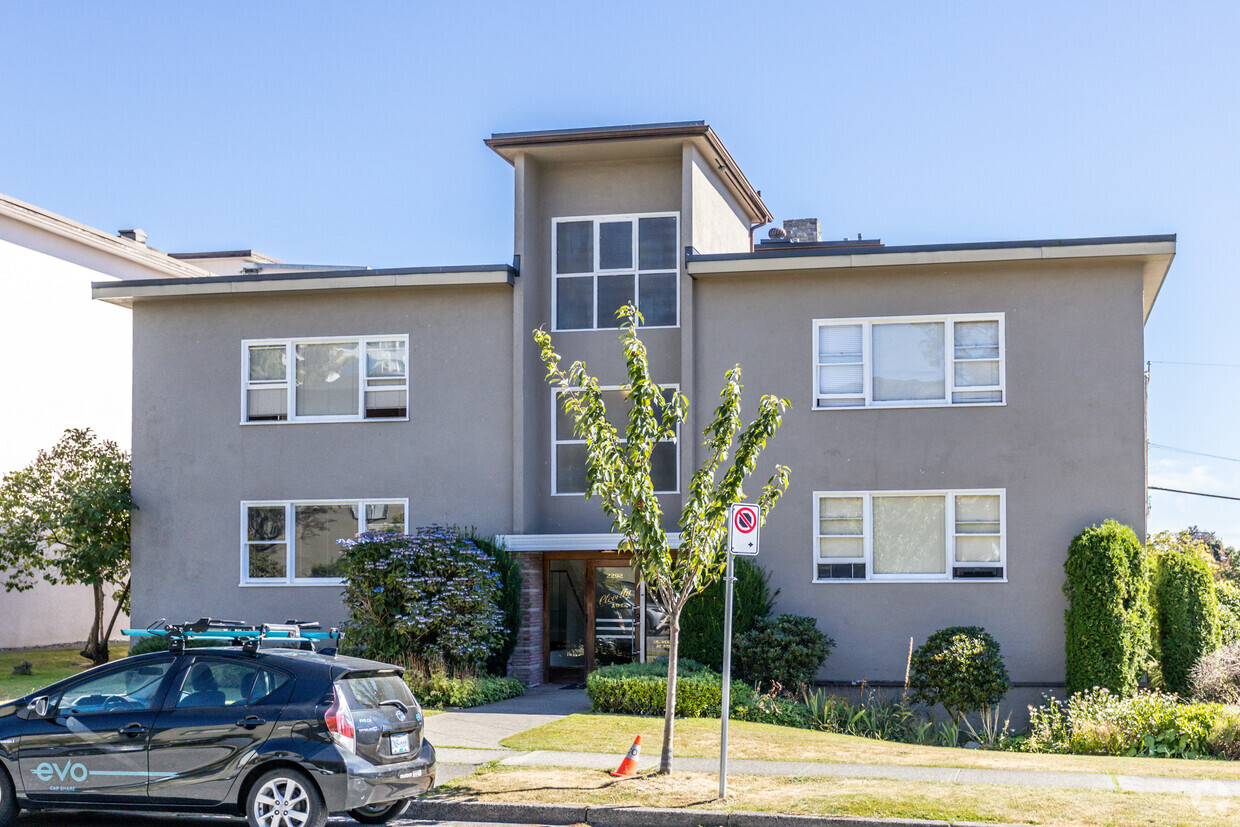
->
[815,490,1005,581]
[814,315,1004,409]
[243,335,408,422]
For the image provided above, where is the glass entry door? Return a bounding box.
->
[546,558,640,681]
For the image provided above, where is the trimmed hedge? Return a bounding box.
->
[1154,547,1220,695]
[586,659,756,717]
[404,674,524,709]
[1063,520,1151,696]
[735,613,834,691]
[679,558,775,671]
[910,626,1010,725]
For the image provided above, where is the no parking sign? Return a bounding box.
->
[727,503,760,556]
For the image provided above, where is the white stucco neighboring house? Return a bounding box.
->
[0,194,210,648]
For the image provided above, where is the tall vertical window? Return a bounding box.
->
[553,213,679,330]
[242,499,407,584]
[814,490,1005,581]
[243,335,408,422]
[552,386,679,495]
[813,314,1004,409]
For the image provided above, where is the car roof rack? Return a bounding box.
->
[123,618,343,656]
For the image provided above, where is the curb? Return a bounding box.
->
[406,799,1025,827]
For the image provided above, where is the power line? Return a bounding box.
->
[1149,443,1240,464]
[1148,360,1240,368]
[1149,486,1240,503]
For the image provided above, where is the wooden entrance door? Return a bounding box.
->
[544,554,638,682]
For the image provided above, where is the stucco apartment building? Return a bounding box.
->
[92,122,1175,698]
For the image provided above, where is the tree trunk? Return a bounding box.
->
[659,612,681,774]
[103,579,130,646]
[80,581,108,665]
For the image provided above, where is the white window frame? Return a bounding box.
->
[241,335,409,424]
[812,313,1005,410]
[812,489,1006,583]
[240,498,409,586]
[551,212,681,331]
[551,385,680,496]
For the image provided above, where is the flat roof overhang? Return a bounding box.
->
[486,121,772,225]
[687,234,1177,322]
[92,263,517,307]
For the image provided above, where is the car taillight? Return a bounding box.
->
[324,684,356,754]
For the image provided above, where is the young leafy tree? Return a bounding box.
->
[536,304,791,774]
[0,429,134,664]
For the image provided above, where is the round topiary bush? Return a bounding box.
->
[338,525,506,673]
[910,626,1010,726]
[734,613,834,692]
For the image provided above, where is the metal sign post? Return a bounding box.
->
[720,503,759,799]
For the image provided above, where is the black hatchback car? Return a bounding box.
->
[0,636,435,827]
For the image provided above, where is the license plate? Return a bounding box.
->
[390,733,410,755]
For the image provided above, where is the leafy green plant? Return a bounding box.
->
[1207,707,1240,759]
[1151,531,1220,696]
[537,303,791,773]
[798,686,940,745]
[734,613,834,692]
[463,530,522,676]
[337,526,506,672]
[1063,520,1150,696]
[909,626,1010,726]
[0,429,134,664]
[404,673,524,709]
[586,659,755,717]
[679,557,775,671]
[1216,581,1240,646]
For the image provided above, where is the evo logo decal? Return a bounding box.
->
[31,762,177,783]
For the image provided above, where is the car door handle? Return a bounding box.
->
[118,723,148,737]
[237,715,266,729]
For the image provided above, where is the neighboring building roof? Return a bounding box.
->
[170,249,282,263]
[92,263,518,307]
[0,192,211,280]
[687,233,1177,322]
[486,121,773,225]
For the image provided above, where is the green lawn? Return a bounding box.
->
[502,713,1240,781]
[437,765,1240,827]
[0,645,129,702]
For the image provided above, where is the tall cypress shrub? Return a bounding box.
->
[1153,542,1220,695]
[1063,520,1150,696]
[679,558,775,671]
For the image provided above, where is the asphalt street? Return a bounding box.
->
[13,813,540,827]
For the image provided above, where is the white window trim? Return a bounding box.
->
[239,498,409,586]
[811,489,1006,583]
[551,385,680,496]
[241,334,410,425]
[811,313,1005,410]
[551,212,681,332]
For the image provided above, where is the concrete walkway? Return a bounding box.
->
[425,684,1240,799]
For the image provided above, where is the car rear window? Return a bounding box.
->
[336,673,414,709]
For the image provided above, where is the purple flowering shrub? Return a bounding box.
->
[338,525,507,672]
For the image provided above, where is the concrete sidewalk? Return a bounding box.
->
[425,685,1240,799]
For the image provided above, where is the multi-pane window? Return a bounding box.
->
[553,386,679,495]
[242,499,407,584]
[243,336,408,422]
[814,490,1005,581]
[814,315,1004,409]
[553,213,679,330]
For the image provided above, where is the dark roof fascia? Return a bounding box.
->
[486,121,772,224]
[169,250,264,260]
[687,233,1178,263]
[92,263,516,292]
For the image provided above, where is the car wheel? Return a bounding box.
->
[347,798,412,824]
[0,766,17,826]
[246,767,326,827]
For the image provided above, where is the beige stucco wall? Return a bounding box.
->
[0,577,129,650]
[129,284,515,629]
[691,257,1148,683]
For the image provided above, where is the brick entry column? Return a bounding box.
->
[507,550,544,686]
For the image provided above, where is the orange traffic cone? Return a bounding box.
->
[609,735,642,777]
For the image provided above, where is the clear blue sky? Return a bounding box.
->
[3,1,1237,544]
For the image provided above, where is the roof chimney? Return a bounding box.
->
[118,228,147,245]
[782,218,820,243]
